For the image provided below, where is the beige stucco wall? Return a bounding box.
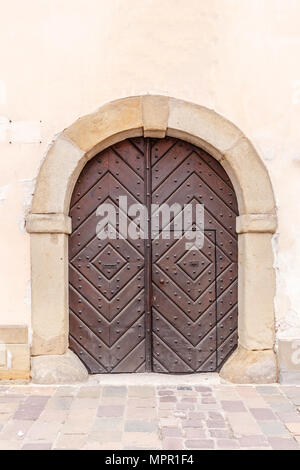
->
[0,1,300,355]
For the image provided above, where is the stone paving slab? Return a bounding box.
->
[0,383,298,450]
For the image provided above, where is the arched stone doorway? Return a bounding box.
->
[26,95,277,383]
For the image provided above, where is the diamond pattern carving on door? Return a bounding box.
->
[68,137,238,374]
[69,138,147,373]
[151,139,238,373]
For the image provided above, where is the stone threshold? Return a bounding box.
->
[79,372,222,387]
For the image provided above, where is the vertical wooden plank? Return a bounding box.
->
[144,138,153,371]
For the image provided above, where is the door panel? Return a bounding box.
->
[69,138,146,373]
[152,231,217,372]
[150,138,238,372]
[68,137,238,373]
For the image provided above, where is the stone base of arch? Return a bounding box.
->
[30,349,88,384]
[25,95,278,384]
[220,345,277,384]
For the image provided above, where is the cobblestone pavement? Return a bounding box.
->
[0,383,299,450]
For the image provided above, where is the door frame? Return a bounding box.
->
[26,95,278,383]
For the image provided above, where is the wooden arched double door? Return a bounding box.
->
[68,137,238,374]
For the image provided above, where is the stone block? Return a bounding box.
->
[31,349,88,384]
[0,326,28,345]
[220,345,277,384]
[26,213,71,234]
[142,95,169,138]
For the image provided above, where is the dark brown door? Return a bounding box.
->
[68,139,147,373]
[150,139,238,372]
[68,137,238,373]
